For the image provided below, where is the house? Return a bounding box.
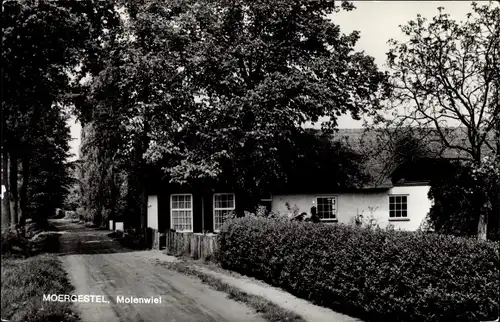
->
[146,183,246,233]
[146,127,492,233]
[269,167,434,231]
[270,128,452,231]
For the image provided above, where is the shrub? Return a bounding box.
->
[428,160,499,241]
[1,228,29,257]
[216,216,500,322]
[53,208,65,218]
[1,227,61,258]
[76,207,86,221]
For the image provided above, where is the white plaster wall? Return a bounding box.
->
[147,195,159,230]
[387,185,432,231]
[271,185,431,231]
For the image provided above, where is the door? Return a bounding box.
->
[147,195,159,230]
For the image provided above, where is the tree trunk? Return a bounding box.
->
[1,152,11,230]
[19,157,29,227]
[8,152,18,226]
[108,166,117,222]
[477,211,488,241]
[495,120,500,241]
[478,196,492,241]
[140,181,147,230]
[138,117,150,231]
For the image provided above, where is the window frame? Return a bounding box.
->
[315,195,338,222]
[213,193,236,232]
[170,193,194,232]
[259,194,273,213]
[388,194,409,220]
[260,193,272,202]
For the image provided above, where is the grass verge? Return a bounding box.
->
[1,254,78,322]
[159,260,306,322]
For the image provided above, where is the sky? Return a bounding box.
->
[66,1,484,161]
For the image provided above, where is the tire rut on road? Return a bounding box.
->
[52,219,266,322]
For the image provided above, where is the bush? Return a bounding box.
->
[76,207,86,221]
[53,208,65,219]
[1,228,29,257]
[428,160,499,241]
[216,216,500,322]
[1,227,60,258]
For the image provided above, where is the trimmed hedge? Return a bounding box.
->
[215,216,500,322]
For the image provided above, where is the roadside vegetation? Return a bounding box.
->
[215,216,500,322]
[1,227,77,322]
[1,255,78,322]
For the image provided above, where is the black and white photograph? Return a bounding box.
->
[1,0,499,321]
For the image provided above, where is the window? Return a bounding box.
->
[389,195,408,218]
[171,194,193,232]
[259,194,272,213]
[316,196,337,221]
[214,193,235,231]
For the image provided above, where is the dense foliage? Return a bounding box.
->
[216,216,500,322]
[78,123,129,226]
[23,110,74,227]
[428,159,500,241]
[382,1,500,240]
[1,0,119,229]
[77,0,389,227]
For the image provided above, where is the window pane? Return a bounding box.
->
[316,197,336,219]
[214,194,235,230]
[389,195,408,219]
[172,209,192,231]
[171,195,192,210]
[214,209,234,231]
[214,194,235,209]
[171,195,193,231]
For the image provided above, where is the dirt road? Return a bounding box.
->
[54,219,266,322]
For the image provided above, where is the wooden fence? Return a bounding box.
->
[165,232,218,261]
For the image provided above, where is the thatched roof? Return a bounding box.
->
[326,127,496,189]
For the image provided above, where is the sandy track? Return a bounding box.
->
[53,220,265,322]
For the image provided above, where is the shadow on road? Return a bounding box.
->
[50,219,143,256]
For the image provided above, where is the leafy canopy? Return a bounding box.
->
[85,0,389,190]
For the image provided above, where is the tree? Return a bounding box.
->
[81,0,389,227]
[139,0,390,192]
[79,123,128,227]
[428,158,500,241]
[384,1,499,240]
[1,0,120,229]
[24,108,74,227]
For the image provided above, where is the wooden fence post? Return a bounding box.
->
[164,232,217,261]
